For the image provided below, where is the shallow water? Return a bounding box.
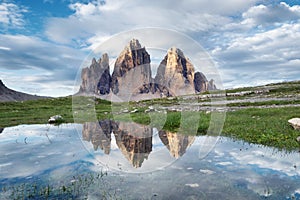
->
[0,122,300,199]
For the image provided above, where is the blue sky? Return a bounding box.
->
[0,0,300,97]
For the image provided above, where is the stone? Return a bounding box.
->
[155,47,195,96]
[296,136,300,143]
[158,130,195,158]
[48,115,63,123]
[194,72,208,93]
[79,53,111,94]
[111,39,152,98]
[288,118,300,130]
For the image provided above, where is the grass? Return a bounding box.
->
[0,171,115,200]
[0,92,300,150]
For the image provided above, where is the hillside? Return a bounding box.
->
[0,80,47,102]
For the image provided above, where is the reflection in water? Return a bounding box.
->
[158,130,195,158]
[82,120,195,168]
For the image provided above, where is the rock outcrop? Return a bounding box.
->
[194,72,208,93]
[82,120,112,154]
[111,39,154,99]
[158,130,195,158]
[155,47,195,96]
[79,53,111,94]
[112,121,153,168]
[0,80,46,102]
[78,39,216,101]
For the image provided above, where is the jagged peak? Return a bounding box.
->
[167,47,185,58]
[127,38,142,50]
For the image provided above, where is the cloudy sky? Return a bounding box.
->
[0,0,299,97]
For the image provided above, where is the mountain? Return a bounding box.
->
[79,53,111,94]
[0,80,46,102]
[78,39,216,101]
[158,130,195,158]
[81,120,194,168]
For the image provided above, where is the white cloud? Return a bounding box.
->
[0,2,27,28]
[242,2,300,27]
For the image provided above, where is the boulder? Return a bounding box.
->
[48,115,63,123]
[288,118,300,130]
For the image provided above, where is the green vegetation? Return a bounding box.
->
[0,172,116,200]
[1,80,300,150]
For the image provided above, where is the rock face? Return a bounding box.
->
[111,39,153,99]
[155,47,195,96]
[80,53,111,94]
[288,118,300,130]
[194,72,208,93]
[112,121,153,168]
[0,80,46,102]
[82,120,112,154]
[158,130,195,158]
[78,39,215,101]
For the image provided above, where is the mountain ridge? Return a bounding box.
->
[0,80,47,102]
[78,39,216,101]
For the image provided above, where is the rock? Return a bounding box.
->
[0,128,3,134]
[296,136,300,143]
[79,53,111,94]
[97,54,111,95]
[48,115,63,123]
[288,118,300,130]
[194,72,208,93]
[111,39,152,98]
[208,79,217,90]
[82,120,112,154]
[158,130,195,158]
[155,47,195,96]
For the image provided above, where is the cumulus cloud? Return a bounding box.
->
[212,22,300,88]
[0,2,27,28]
[242,2,300,27]
[45,0,258,46]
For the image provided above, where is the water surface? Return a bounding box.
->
[0,121,299,199]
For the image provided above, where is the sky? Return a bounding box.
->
[0,0,300,97]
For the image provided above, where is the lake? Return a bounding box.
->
[0,121,300,199]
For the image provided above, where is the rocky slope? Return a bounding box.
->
[78,39,216,101]
[0,80,46,102]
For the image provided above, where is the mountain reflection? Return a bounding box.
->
[82,120,195,168]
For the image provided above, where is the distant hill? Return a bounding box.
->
[0,80,47,102]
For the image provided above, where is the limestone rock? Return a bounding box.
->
[158,130,195,158]
[48,115,63,123]
[82,120,112,154]
[112,121,152,168]
[288,118,300,130]
[80,53,111,94]
[194,72,208,93]
[155,47,195,96]
[111,39,152,98]
[208,79,217,90]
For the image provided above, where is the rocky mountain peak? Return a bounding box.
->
[128,38,142,50]
[111,39,152,96]
[78,39,216,101]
